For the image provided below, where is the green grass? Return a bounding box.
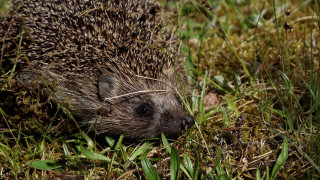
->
[1,0,320,179]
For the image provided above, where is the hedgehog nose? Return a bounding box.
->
[181,115,195,130]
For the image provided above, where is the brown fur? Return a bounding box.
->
[0,0,194,139]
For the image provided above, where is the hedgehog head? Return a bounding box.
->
[87,66,194,139]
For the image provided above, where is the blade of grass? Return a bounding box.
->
[141,156,161,180]
[78,144,115,163]
[129,142,151,161]
[170,147,180,180]
[161,133,171,154]
[183,155,194,178]
[30,160,64,170]
[256,168,261,180]
[270,137,288,180]
[214,147,230,180]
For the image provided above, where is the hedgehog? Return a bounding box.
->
[0,0,194,139]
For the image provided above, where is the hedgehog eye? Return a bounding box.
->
[137,104,153,116]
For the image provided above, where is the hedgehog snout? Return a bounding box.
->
[181,114,194,130]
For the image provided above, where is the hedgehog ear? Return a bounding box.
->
[99,73,120,102]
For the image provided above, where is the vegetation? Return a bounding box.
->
[1,0,319,179]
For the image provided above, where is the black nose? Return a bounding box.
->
[181,115,195,130]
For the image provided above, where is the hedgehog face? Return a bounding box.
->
[95,72,194,139]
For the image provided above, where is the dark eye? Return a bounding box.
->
[137,104,153,116]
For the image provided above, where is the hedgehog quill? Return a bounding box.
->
[0,0,194,139]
